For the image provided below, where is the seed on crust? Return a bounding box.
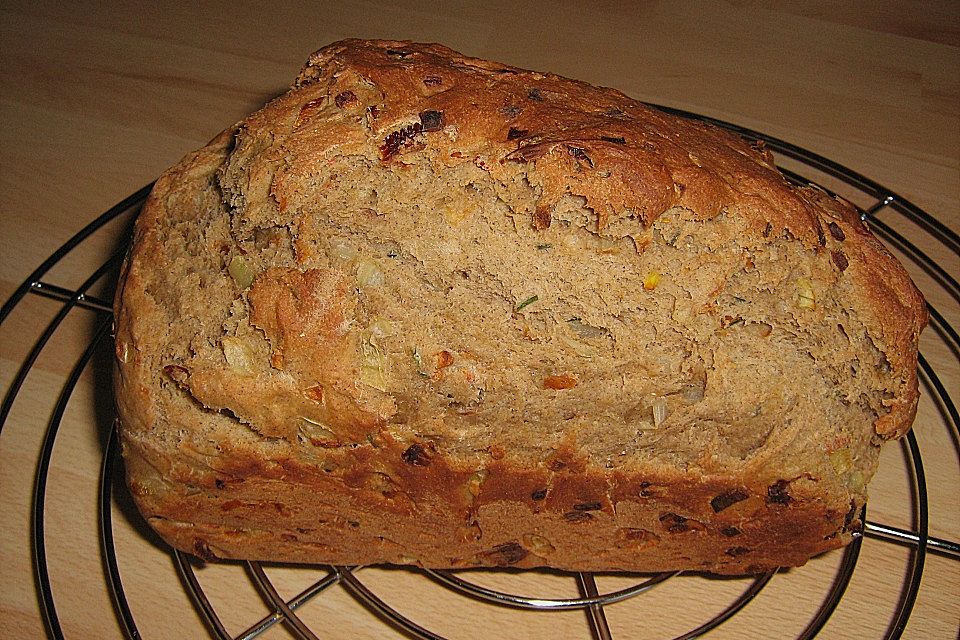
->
[710,489,749,513]
[402,443,432,466]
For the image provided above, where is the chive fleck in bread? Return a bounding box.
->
[113,39,927,574]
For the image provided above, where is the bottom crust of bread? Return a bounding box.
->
[122,428,863,575]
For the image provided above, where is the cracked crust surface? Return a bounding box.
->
[114,39,926,574]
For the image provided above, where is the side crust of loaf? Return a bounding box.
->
[114,40,926,574]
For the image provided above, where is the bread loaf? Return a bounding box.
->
[114,39,927,574]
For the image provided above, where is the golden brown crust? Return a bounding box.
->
[289,40,825,242]
[122,430,862,574]
[793,188,927,439]
[114,40,925,575]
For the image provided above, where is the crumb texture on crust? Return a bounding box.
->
[113,39,925,574]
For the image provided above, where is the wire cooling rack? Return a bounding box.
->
[1,108,958,640]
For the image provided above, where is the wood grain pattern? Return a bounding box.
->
[1,1,957,638]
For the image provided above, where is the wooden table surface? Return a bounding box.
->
[2,2,957,638]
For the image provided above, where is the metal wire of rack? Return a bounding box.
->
[1,110,958,640]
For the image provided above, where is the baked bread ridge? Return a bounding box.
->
[114,39,927,574]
